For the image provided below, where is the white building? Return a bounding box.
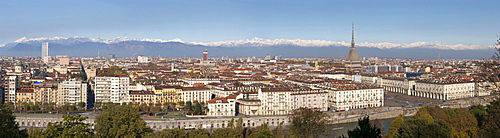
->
[178,77,220,86]
[379,77,417,95]
[138,55,149,63]
[257,87,328,116]
[94,73,130,104]
[328,88,384,111]
[413,81,475,100]
[42,42,50,63]
[182,87,212,103]
[315,80,384,111]
[207,95,236,116]
[57,79,88,106]
[5,76,18,103]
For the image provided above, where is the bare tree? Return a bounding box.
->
[480,37,500,94]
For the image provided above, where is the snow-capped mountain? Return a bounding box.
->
[0,36,494,59]
[1,36,491,50]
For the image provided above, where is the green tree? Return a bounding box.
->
[481,98,500,137]
[0,104,27,137]
[236,118,244,134]
[187,127,210,138]
[347,116,381,138]
[94,105,152,137]
[228,118,235,128]
[77,102,86,111]
[147,63,157,66]
[384,114,404,138]
[144,128,186,138]
[249,123,275,138]
[288,107,327,138]
[469,105,487,126]
[27,126,43,138]
[42,114,93,138]
[395,118,452,138]
[171,71,179,75]
[211,128,242,138]
[186,101,193,111]
[178,101,185,108]
[194,102,203,115]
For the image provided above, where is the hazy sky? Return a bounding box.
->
[1,0,499,46]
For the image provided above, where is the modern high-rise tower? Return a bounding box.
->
[42,42,49,57]
[344,24,362,71]
[42,42,50,63]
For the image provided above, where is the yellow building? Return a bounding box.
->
[129,90,156,105]
[16,88,35,103]
[152,85,183,106]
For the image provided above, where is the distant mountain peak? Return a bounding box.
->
[1,36,493,50]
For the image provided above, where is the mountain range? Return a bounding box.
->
[0,37,495,59]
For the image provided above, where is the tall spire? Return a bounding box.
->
[351,23,355,48]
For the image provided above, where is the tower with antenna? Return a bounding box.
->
[344,23,362,71]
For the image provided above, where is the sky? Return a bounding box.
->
[0,0,499,46]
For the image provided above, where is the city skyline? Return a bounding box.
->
[0,0,499,48]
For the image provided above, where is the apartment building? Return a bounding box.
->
[207,95,236,116]
[16,87,34,103]
[182,87,211,103]
[94,73,130,104]
[33,82,58,104]
[57,79,88,106]
[129,90,156,105]
[152,85,182,104]
[257,87,328,116]
[5,75,18,103]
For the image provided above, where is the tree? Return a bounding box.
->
[186,101,193,111]
[449,108,478,137]
[94,105,152,137]
[469,105,487,127]
[211,128,242,138]
[77,102,86,111]
[194,102,203,115]
[27,126,43,138]
[481,98,500,137]
[144,128,186,138]
[187,127,210,138]
[249,123,276,138]
[42,114,93,138]
[170,102,177,109]
[236,118,244,134]
[171,71,179,75]
[480,37,500,94]
[0,104,27,137]
[178,101,185,108]
[385,114,404,138]
[347,116,381,138]
[273,123,284,138]
[395,118,452,138]
[288,107,328,138]
[228,118,235,128]
[147,63,157,66]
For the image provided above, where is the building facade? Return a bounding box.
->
[94,73,130,104]
[207,95,236,116]
[57,79,88,106]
